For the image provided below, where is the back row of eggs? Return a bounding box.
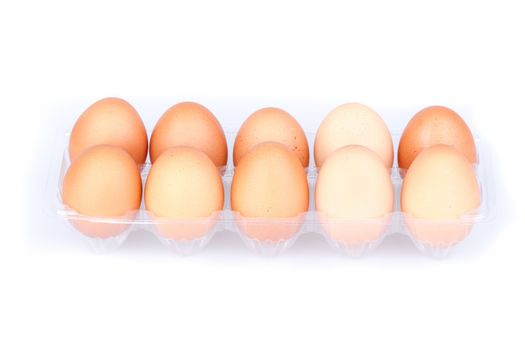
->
[62,98,480,247]
[68,98,478,170]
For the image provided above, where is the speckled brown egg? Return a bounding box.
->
[233,107,309,167]
[398,106,477,170]
[314,103,394,168]
[401,145,481,246]
[69,97,148,164]
[62,145,143,237]
[149,102,228,167]
[144,147,224,239]
[231,142,309,241]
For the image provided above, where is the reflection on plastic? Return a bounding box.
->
[67,211,138,238]
[403,213,475,248]
[317,212,393,246]
[233,212,306,242]
[147,211,221,240]
[82,230,131,253]
[153,230,216,255]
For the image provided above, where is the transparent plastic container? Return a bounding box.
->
[49,124,495,257]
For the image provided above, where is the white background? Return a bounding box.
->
[1,1,524,349]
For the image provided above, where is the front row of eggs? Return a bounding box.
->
[61,97,482,250]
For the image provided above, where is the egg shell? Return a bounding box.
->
[398,105,477,170]
[62,145,142,238]
[315,145,394,245]
[231,142,309,241]
[233,107,309,167]
[69,97,148,164]
[149,102,228,167]
[144,147,224,239]
[314,103,394,168]
[401,144,481,246]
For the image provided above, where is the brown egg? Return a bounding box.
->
[233,107,309,167]
[398,105,477,170]
[314,103,393,168]
[315,146,393,245]
[231,142,309,241]
[149,102,228,167]
[69,97,148,164]
[144,147,224,239]
[62,145,143,238]
[401,145,481,246]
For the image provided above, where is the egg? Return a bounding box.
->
[233,107,309,167]
[398,105,477,170]
[69,97,148,164]
[315,145,394,244]
[144,147,224,239]
[231,142,309,241]
[314,103,393,168]
[62,145,142,238]
[401,145,481,246]
[149,102,228,167]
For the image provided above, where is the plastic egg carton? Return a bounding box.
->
[50,129,495,258]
